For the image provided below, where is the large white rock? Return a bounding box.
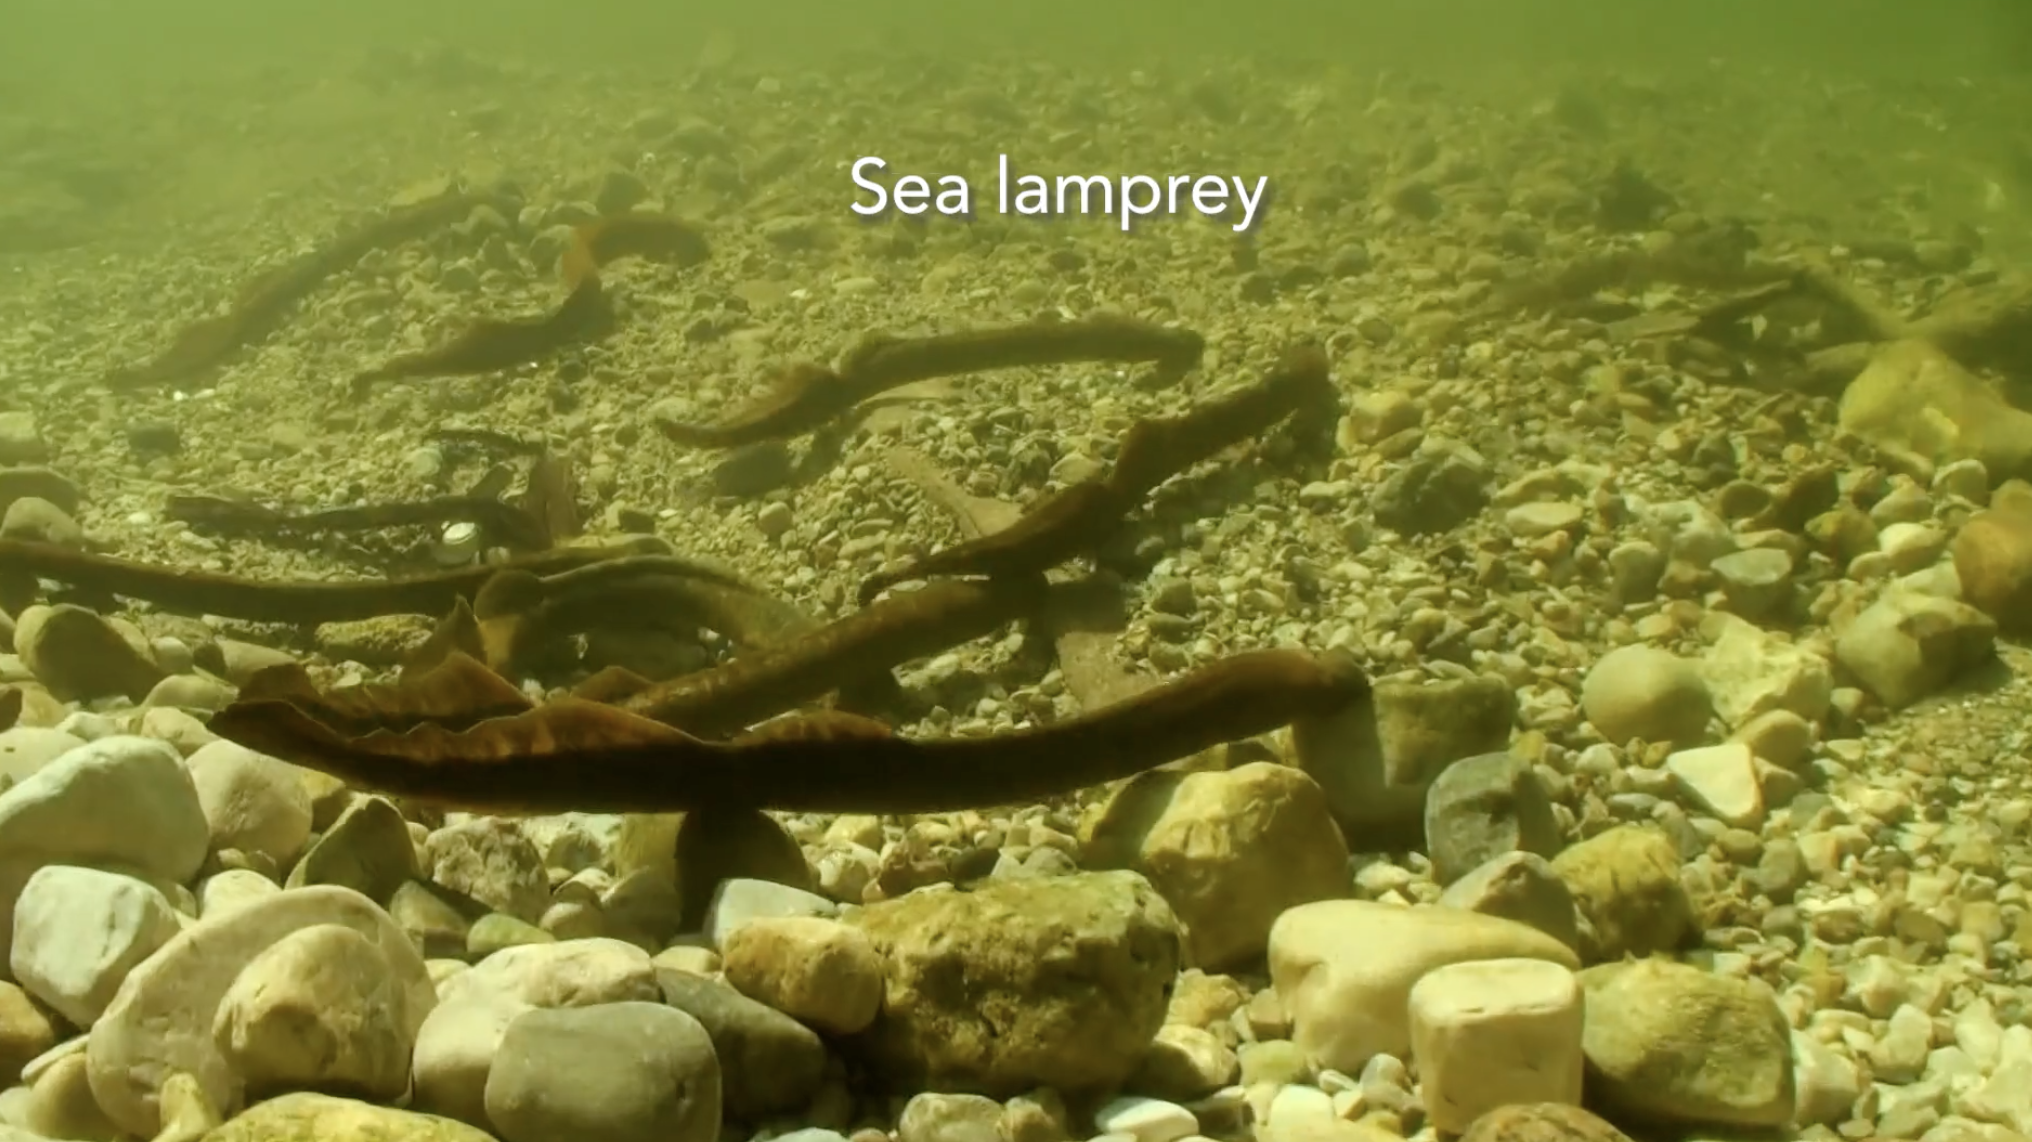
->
[214,923,416,1103]
[11,866,182,1026]
[1268,900,1579,1074]
[85,885,435,1137]
[183,740,314,868]
[1408,957,1585,1132]
[0,736,209,978]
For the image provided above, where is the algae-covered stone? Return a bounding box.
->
[847,870,1181,1095]
[1579,959,1796,1128]
[1548,825,1696,964]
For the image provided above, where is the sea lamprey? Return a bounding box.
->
[354,211,710,384]
[106,186,506,389]
[206,647,1370,815]
[655,315,1205,448]
[854,342,1337,604]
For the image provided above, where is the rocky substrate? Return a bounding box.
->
[8,37,2032,1142]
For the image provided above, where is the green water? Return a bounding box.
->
[7,0,2031,90]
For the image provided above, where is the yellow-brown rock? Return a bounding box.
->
[1082,762,1349,970]
[1952,480,2032,635]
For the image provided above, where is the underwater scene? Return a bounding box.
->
[3,1,2032,1140]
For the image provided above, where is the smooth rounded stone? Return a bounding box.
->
[0,735,208,974]
[410,989,530,1126]
[11,866,181,1026]
[1131,1025,1237,1101]
[1606,540,1667,604]
[1268,900,1579,1074]
[286,796,420,904]
[898,1092,1003,1142]
[1437,852,1579,951]
[651,945,720,976]
[13,605,164,703]
[142,674,235,712]
[1421,752,1561,886]
[424,819,549,925]
[655,968,826,1120]
[1081,762,1350,970]
[150,639,194,678]
[1503,502,1584,539]
[721,916,884,1035]
[198,639,299,687]
[1409,959,1584,1133]
[539,898,607,942]
[1264,1082,1334,1131]
[1728,709,1813,772]
[704,877,837,948]
[214,923,414,1102]
[4,505,79,559]
[184,740,313,868]
[438,937,660,1009]
[1878,521,1948,575]
[674,807,815,928]
[1709,547,1794,618]
[26,1051,118,1140]
[426,959,469,985]
[1237,1040,1310,1087]
[203,1091,496,1141]
[485,1002,721,1142]
[1833,590,1996,709]
[1002,1090,1071,1142]
[1547,826,1696,963]
[1579,959,1794,1128]
[466,912,555,957]
[0,729,83,784]
[1457,1102,1634,1142]
[1578,646,1711,747]
[847,871,1181,1095]
[85,885,438,1137]
[198,869,282,918]
[138,707,217,755]
[1093,1096,1198,1142]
